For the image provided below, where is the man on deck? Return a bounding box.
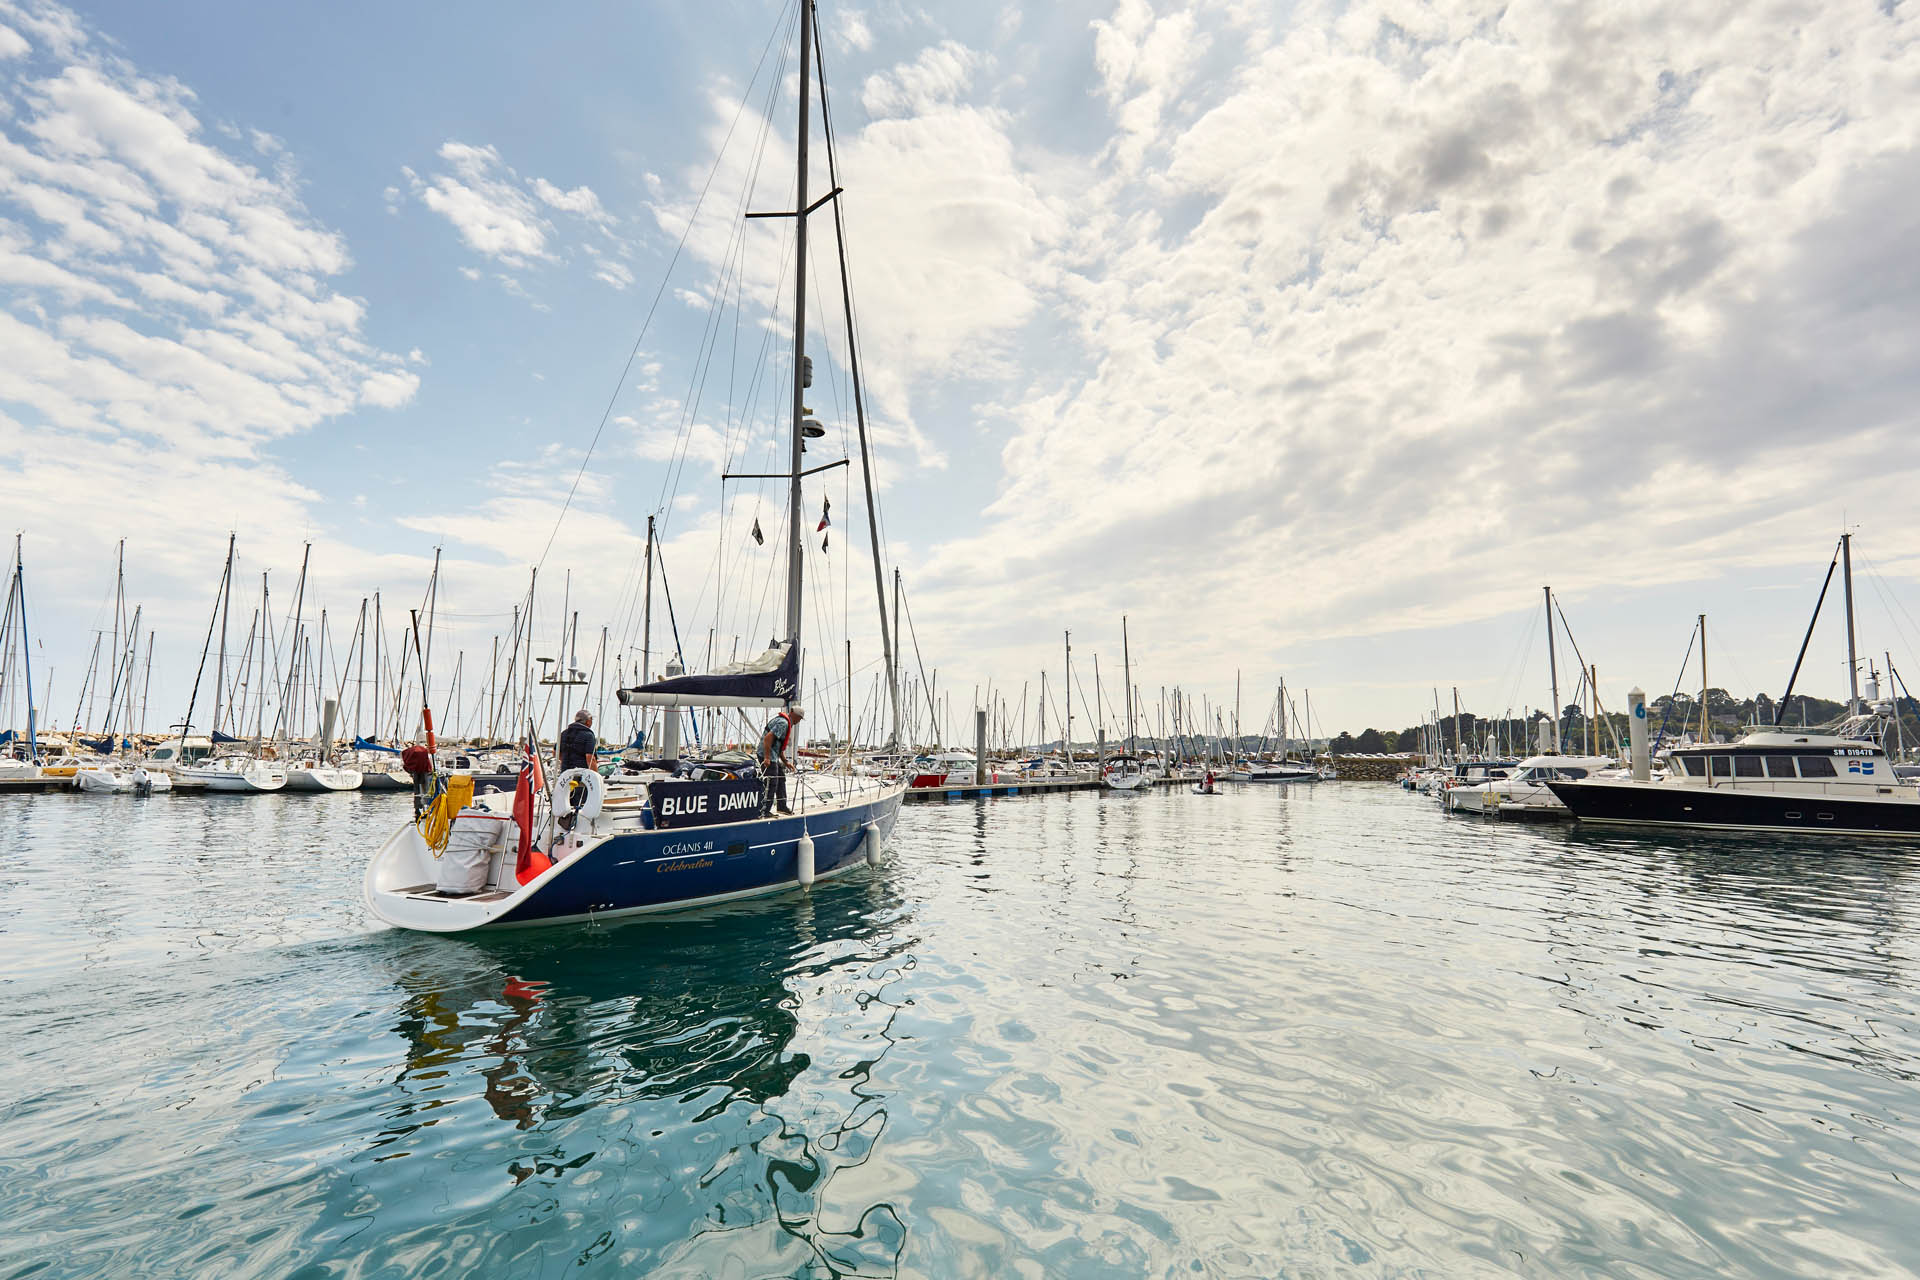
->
[559,710,598,772]
[758,704,804,816]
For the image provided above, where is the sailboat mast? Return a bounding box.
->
[1063,631,1072,765]
[211,534,233,735]
[1842,531,1860,713]
[279,543,310,749]
[1699,613,1709,741]
[140,632,153,736]
[1279,681,1288,758]
[354,598,367,740]
[254,574,269,745]
[16,537,37,758]
[1122,615,1134,750]
[111,541,123,734]
[892,568,902,744]
[783,0,814,658]
[1543,585,1560,752]
[372,592,382,741]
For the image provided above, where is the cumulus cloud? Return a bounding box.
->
[413,141,551,264]
[0,0,429,705]
[0,1,415,461]
[406,140,626,288]
[883,0,1920,725]
[860,40,980,118]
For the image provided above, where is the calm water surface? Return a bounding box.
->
[4,784,1919,1277]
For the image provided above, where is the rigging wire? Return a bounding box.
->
[536,3,797,572]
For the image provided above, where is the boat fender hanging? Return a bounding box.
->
[797,831,816,888]
[863,823,881,867]
[553,768,605,821]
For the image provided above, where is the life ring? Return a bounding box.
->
[554,768,604,821]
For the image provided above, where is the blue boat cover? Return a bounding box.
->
[211,729,243,744]
[352,735,402,755]
[618,641,798,705]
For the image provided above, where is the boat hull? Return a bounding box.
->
[1547,778,1920,839]
[187,768,289,793]
[285,767,363,792]
[365,784,904,932]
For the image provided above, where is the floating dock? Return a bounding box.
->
[903,773,1221,803]
[905,776,1101,802]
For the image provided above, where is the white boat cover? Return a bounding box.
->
[434,808,514,894]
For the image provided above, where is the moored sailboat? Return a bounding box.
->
[365,0,906,930]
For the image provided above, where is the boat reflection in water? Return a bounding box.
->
[369,876,915,1274]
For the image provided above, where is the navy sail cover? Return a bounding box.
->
[618,641,797,705]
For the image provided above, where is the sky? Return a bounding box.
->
[3,0,1920,747]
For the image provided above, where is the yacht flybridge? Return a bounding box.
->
[365,0,906,931]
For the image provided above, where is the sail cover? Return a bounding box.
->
[618,641,797,709]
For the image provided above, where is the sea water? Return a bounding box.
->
[4,784,1918,1277]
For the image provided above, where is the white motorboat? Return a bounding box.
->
[73,764,134,793]
[133,765,172,794]
[0,755,41,780]
[181,755,289,793]
[285,761,364,792]
[1231,758,1320,783]
[1429,758,1520,801]
[1445,754,1615,815]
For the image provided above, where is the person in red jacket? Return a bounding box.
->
[758,704,804,815]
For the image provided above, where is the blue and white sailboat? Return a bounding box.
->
[365,0,907,931]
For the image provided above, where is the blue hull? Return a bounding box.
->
[493,794,902,927]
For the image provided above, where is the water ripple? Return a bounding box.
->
[4,785,1919,1276]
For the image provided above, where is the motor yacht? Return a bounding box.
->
[1549,716,1920,837]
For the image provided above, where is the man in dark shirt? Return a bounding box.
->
[558,710,598,772]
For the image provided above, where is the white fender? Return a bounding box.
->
[553,768,605,820]
[863,822,882,867]
[797,831,816,889]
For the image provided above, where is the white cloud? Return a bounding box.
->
[861,40,980,119]
[531,175,610,224]
[593,257,634,289]
[406,141,627,291]
[837,10,873,53]
[413,140,550,264]
[0,21,29,58]
[887,0,1920,728]
[358,368,420,408]
[0,0,421,701]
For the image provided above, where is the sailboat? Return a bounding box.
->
[1,536,43,781]
[364,0,906,930]
[1102,617,1150,791]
